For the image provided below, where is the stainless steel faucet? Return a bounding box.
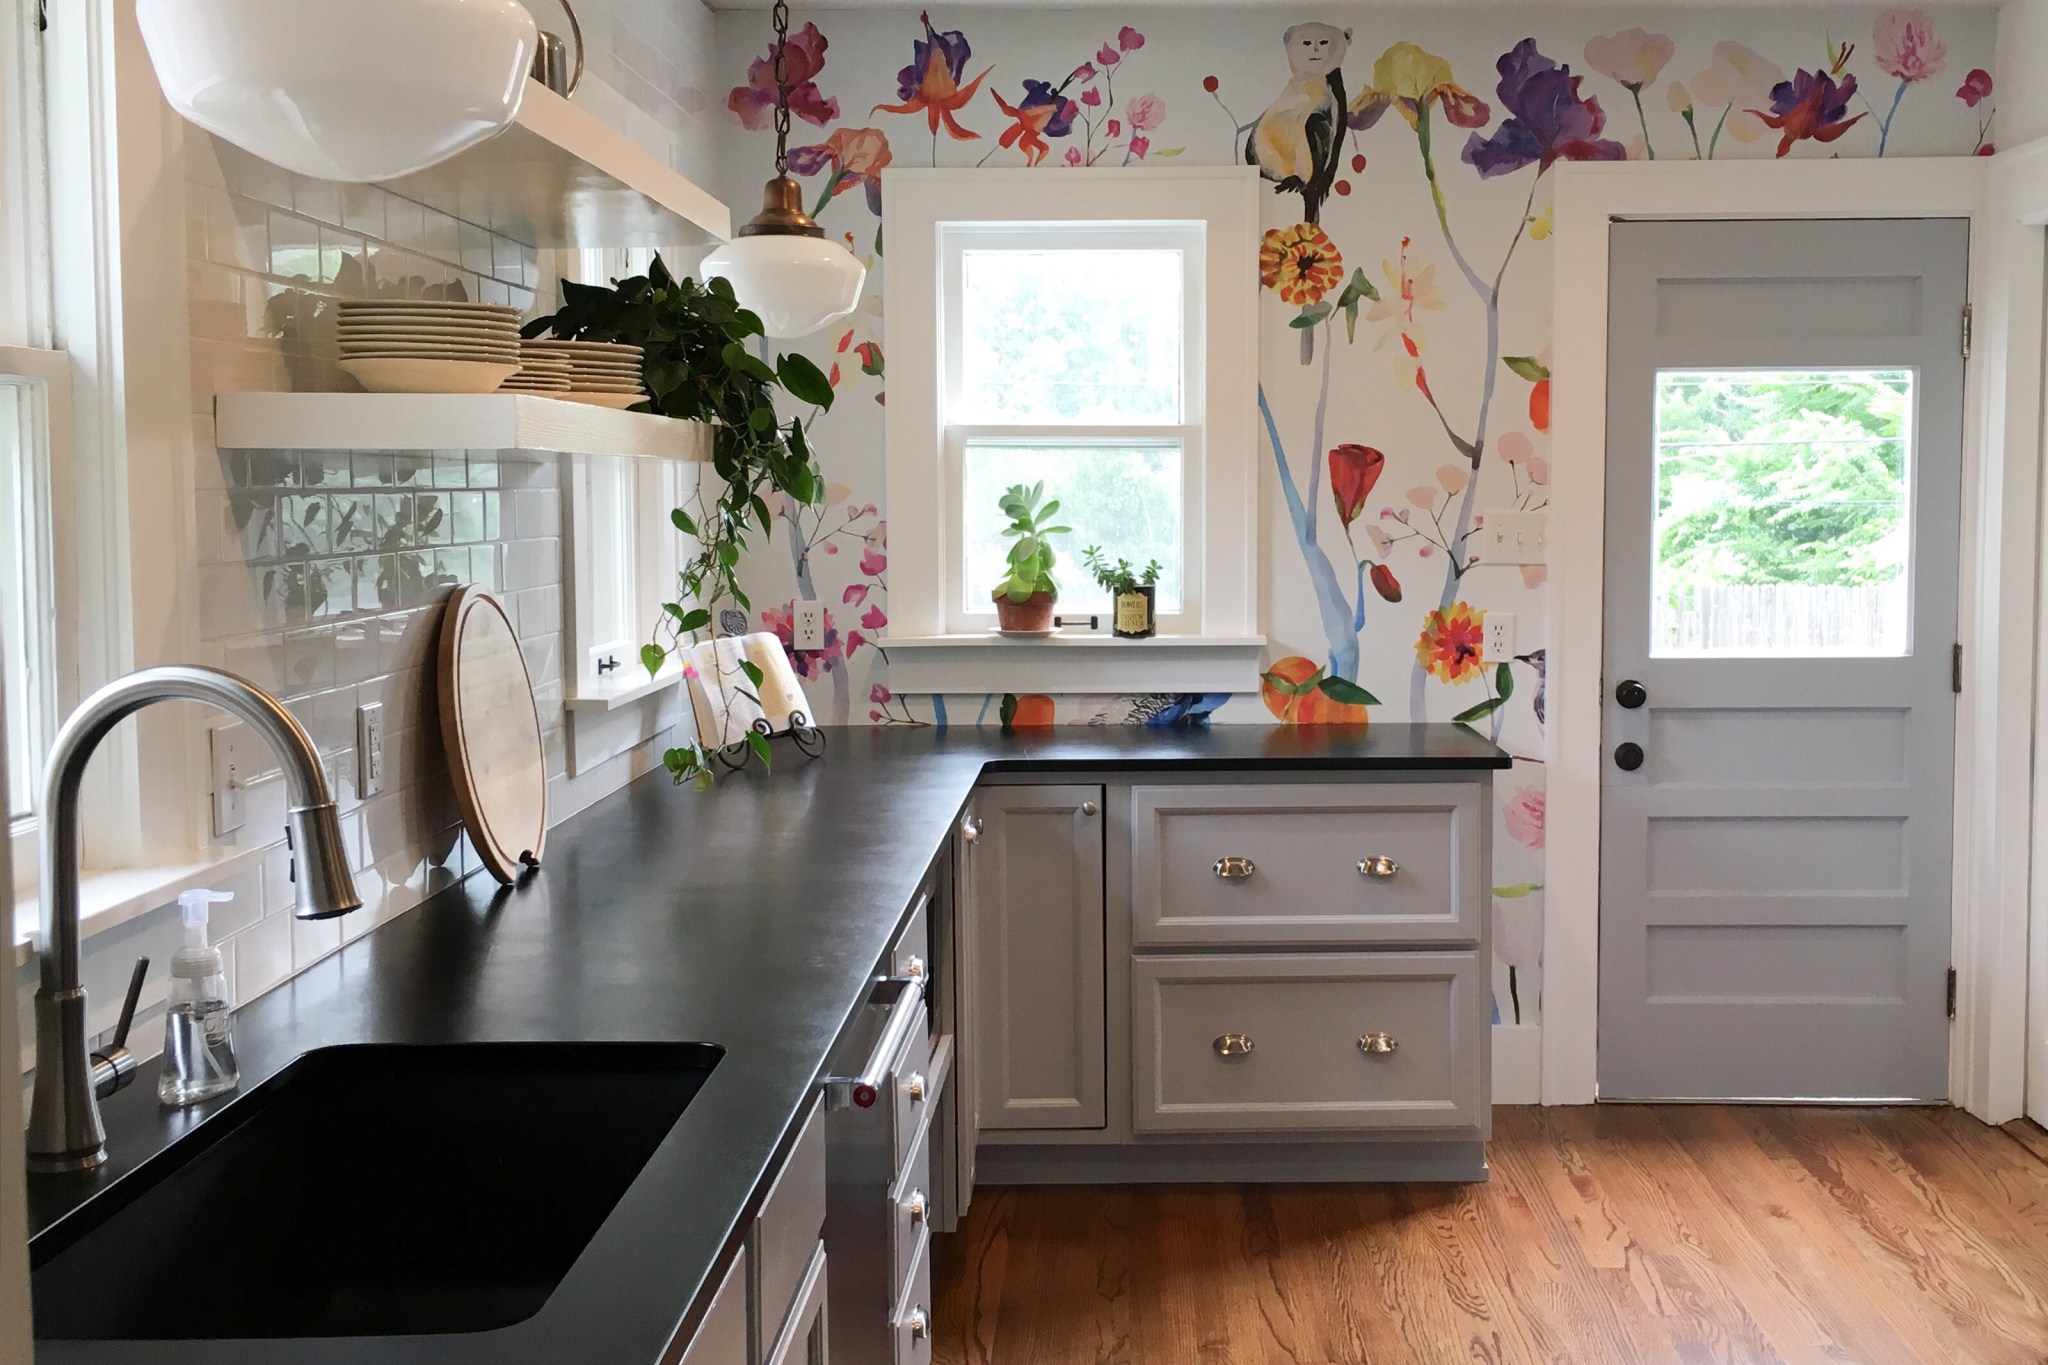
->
[27,666,362,1174]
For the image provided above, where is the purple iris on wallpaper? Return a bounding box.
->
[1752,68,1866,156]
[1019,78,1080,137]
[1462,38,1626,177]
[873,10,989,140]
[728,21,839,131]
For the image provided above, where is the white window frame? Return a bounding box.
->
[554,247,691,777]
[882,167,1264,694]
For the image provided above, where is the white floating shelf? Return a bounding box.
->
[881,634,1267,694]
[376,81,731,249]
[214,392,711,461]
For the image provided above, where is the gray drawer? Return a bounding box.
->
[765,1243,828,1365]
[891,1229,934,1365]
[1132,783,1482,947]
[888,1117,934,1306]
[752,1099,826,1365]
[889,1014,933,1174]
[895,890,933,984]
[1131,952,1485,1134]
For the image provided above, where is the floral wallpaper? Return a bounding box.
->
[713,4,1999,1027]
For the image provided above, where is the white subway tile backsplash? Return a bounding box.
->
[236,912,294,1000]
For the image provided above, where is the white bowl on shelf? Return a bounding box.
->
[339,357,520,394]
[135,0,538,182]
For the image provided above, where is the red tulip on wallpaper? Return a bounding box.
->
[1329,444,1385,530]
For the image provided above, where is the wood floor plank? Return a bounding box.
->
[934,1106,2048,1365]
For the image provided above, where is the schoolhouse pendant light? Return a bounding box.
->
[134,0,537,183]
[700,0,866,339]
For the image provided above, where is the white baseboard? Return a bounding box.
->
[1492,1023,1542,1104]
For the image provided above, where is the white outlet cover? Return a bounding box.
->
[210,722,249,837]
[356,702,385,799]
[793,602,826,651]
[1485,612,1516,663]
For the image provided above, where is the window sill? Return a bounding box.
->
[562,661,687,714]
[881,634,1266,694]
[11,844,269,966]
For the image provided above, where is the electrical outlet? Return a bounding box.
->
[210,722,249,837]
[1485,612,1516,663]
[1480,510,1548,566]
[356,702,385,799]
[793,601,826,651]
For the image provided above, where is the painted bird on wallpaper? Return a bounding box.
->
[1245,23,1351,226]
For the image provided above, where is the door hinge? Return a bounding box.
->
[1962,302,1974,359]
[1952,642,1963,694]
[1946,966,1958,1019]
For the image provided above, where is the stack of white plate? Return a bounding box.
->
[337,300,523,394]
[500,351,572,394]
[521,340,646,409]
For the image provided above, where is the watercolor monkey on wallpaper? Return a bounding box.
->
[1245,23,1352,226]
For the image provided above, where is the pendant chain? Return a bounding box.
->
[770,0,792,176]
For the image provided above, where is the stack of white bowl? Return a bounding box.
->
[499,350,573,394]
[337,301,523,394]
[520,340,647,409]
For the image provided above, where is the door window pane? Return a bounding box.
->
[1652,369,1912,657]
[958,249,1183,422]
[961,441,1182,614]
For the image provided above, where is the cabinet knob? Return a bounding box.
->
[901,954,926,981]
[905,1189,928,1224]
[1213,856,1255,880]
[1358,855,1399,879]
[1080,800,1099,817]
[907,1307,930,1340]
[905,1072,926,1103]
[1213,1032,1255,1057]
[1358,1032,1398,1055]
[960,816,982,844]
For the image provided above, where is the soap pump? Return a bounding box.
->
[158,889,240,1106]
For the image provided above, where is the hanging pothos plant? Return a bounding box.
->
[525,254,835,787]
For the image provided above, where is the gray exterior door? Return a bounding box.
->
[1600,218,1966,1101]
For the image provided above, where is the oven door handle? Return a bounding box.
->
[823,974,926,1111]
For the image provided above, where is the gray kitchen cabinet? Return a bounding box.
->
[766,1245,830,1365]
[681,1246,751,1365]
[1131,951,1486,1134]
[1132,783,1483,948]
[753,1100,827,1364]
[969,784,1107,1131]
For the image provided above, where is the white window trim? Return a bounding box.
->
[2,345,72,894]
[881,167,1264,694]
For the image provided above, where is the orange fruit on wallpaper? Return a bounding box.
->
[1259,656,1372,726]
[1529,378,1551,432]
[1001,693,1057,728]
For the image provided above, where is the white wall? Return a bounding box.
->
[1999,0,2048,143]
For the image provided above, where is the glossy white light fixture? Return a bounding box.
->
[700,0,866,339]
[135,0,538,183]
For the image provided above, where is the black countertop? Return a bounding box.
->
[27,724,1506,1363]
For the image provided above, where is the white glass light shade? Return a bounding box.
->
[135,0,537,183]
[701,236,867,340]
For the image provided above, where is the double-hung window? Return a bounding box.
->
[883,168,1262,692]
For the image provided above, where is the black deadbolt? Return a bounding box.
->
[1614,742,1645,772]
[1615,678,1647,709]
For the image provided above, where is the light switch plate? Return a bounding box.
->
[793,601,826,651]
[356,702,385,798]
[1479,510,1548,566]
[210,722,249,837]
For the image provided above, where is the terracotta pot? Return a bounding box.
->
[992,590,1056,633]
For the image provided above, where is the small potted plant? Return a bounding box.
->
[992,482,1069,634]
[1083,547,1164,638]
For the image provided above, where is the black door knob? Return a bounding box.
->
[1614,742,1645,772]
[1615,679,1647,709]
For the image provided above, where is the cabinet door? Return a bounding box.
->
[972,784,1107,1130]
[765,1244,829,1365]
[679,1246,750,1365]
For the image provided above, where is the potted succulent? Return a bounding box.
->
[1083,547,1163,639]
[992,482,1070,634]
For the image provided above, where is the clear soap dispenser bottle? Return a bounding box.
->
[159,889,240,1105]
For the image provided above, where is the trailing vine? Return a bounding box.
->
[526,254,836,786]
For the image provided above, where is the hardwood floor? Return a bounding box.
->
[931,1107,2048,1365]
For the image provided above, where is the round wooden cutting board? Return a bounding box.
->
[436,586,547,883]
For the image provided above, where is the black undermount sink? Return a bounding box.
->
[31,1041,724,1340]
